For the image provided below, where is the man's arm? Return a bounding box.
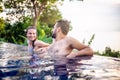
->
[36,40,50,47]
[66,37,94,58]
[34,40,49,55]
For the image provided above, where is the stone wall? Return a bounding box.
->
[0,42,28,59]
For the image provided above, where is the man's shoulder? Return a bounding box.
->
[66,36,80,43]
[66,36,76,40]
[65,36,76,43]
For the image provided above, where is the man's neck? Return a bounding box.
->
[55,34,66,41]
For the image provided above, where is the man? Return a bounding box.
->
[47,19,93,59]
[46,19,94,80]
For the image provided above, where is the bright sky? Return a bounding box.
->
[58,0,120,52]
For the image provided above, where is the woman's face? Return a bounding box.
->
[26,29,37,41]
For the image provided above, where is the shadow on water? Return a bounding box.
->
[0,42,94,80]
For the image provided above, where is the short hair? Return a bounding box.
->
[56,19,70,35]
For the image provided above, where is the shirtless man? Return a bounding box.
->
[47,19,93,60]
[46,19,94,80]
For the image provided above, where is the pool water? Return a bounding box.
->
[1,42,120,80]
[0,56,93,80]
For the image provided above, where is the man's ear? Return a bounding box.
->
[57,27,61,32]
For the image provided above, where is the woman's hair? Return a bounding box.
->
[26,26,36,34]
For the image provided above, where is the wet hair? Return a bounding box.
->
[56,19,70,35]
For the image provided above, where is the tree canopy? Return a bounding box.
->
[2,0,63,28]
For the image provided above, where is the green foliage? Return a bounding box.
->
[38,22,52,37]
[82,34,95,46]
[0,18,5,34]
[0,16,33,44]
[3,0,62,24]
[19,35,28,45]
[0,6,3,12]
[37,24,52,44]
[88,34,95,46]
[0,21,28,44]
[102,47,120,58]
[95,47,120,58]
[0,38,6,42]
[11,36,18,44]
[40,4,62,27]
[0,0,3,12]
[21,16,33,27]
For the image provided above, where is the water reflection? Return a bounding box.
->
[0,55,93,80]
[0,42,93,80]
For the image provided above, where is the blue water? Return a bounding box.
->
[0,56,93,80]
[0,59,55,80]
[0,42,94,80]
[0,59,69,80]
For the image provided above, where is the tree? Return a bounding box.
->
[3,0,63,28]
[40,4,62,27]
[3,0,83,28]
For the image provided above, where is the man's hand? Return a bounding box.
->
[66,52,77,59]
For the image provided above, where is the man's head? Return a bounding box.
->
[26,26,37,41]
[52,19,70,39]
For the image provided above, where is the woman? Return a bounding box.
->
[26,26,49,67]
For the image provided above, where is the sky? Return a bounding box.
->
[58,0,120,52]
